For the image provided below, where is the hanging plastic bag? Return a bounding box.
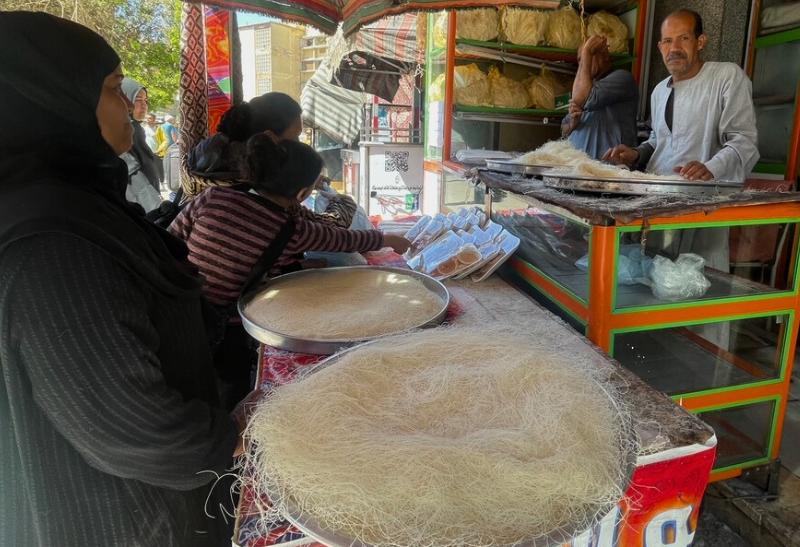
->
[649,253,711,301]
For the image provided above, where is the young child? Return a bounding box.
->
[169,135,409,407]
[170,135,408,309]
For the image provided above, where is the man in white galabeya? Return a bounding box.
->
[604,9,758,182]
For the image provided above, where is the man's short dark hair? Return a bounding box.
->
[668,9,704,38]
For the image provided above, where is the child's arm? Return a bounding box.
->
[288,215,408,255]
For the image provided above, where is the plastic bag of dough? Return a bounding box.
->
[547,6,583,50]
[588,11,629,53]
[453,64,491,106]
[433,9,499,47]
[488,67,530,109]
[526,68,570,110]
[455,8,499,41]
[500,8,549,45]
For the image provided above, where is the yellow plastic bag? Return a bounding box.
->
[454,64,491,106]
[500,8,549,45]
[488,67,530,109]
[428,73,446,102]
[527,69,571,110]
[588,11,629,53]
[547,6,583,50]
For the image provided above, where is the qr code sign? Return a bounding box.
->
[384,151,409,173]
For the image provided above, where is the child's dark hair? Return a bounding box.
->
[215,103,253,142]
[244,134,323,198]
[249,92,303,136]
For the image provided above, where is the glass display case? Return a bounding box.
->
[485,186,800,480]
[747,1,800,179]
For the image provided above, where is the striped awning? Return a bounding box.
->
[301,56,366,144]
[184,0,560,36]
[350,12,418,63]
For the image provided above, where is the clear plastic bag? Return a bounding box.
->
[649,253,711,301]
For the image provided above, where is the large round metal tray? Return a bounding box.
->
[486,159,555,176]
[265,341,638,547]
[542,171,742,196]
[238,266,450,355]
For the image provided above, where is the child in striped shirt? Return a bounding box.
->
[169,135,409,407]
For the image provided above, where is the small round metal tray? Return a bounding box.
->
[542,171,742,196]
[486,159,555,176]
[238,266,450,355]
[265,342,638,547]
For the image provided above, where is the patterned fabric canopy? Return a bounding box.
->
[183,0,559,36]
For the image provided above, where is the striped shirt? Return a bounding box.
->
[169,187,384,308]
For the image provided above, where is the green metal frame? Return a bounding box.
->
[454,105,564,117]
[695,396,781,473]
[501,263,588,335]
[755,26,800,49]
[424,12,446,161]
[609,310,795,394]
[610,219,800,313]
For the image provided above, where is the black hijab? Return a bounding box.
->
[0,11,199,297]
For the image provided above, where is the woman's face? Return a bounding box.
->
[96,66,134,155]
[279,116,303,141]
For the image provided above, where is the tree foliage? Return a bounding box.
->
[1,0,181,111]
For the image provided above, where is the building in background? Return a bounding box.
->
[301,29,329,90]
[239,21,304,101]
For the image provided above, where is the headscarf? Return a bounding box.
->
[0,11,199,297]
[121,77,161,190]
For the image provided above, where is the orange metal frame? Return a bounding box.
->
[501,197,800,481]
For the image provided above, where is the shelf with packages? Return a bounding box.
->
[455,38,637,65]
[473,167,800,481]
[422,2,652,210]
[747,2,800,181]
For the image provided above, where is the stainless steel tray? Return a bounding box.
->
[264,341,638,547]
[542,171,743,196]
[486,159,555,176]
[238,266,450,355]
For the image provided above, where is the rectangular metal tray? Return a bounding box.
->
[542,172,743,196]
[238,266,450,355]
[486,159,555,176]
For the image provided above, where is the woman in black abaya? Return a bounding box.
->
[0,12,239,547]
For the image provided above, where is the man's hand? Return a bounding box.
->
[674,161,714,181]
[383,234,411,254]
[580,35,607,60]
[602,145,639,168]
